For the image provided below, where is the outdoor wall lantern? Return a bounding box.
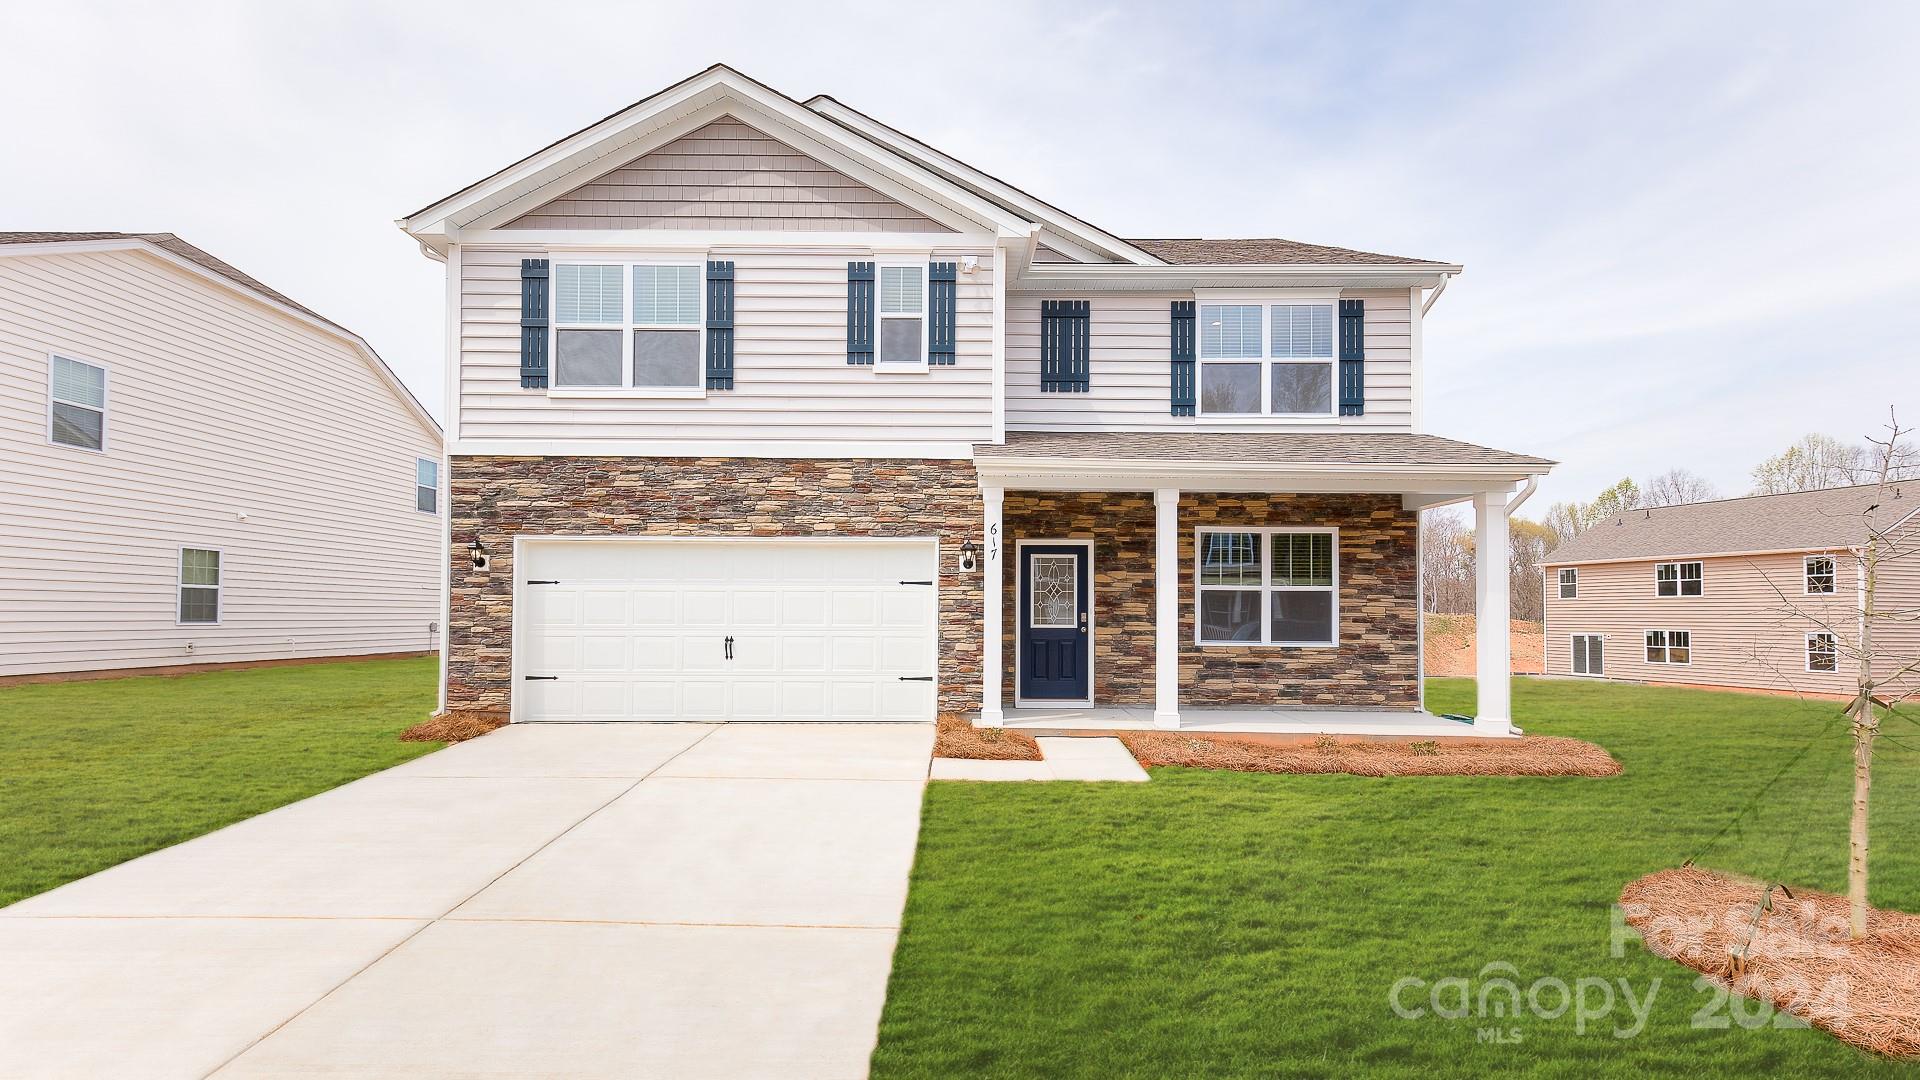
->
[468,538,490,572]
[959,539,978,573]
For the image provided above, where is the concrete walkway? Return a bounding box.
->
[0,722,934,1079]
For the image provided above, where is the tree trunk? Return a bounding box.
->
[1850,712,1873,938]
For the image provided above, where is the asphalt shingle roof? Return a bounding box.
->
[974,431,1552,468]
[1544,483,1920,564]
[1127,238,1443,266]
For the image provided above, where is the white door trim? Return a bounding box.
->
[1012,537,1095,708]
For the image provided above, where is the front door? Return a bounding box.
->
[1019,545,1090,701]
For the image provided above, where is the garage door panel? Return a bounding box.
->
[879,679,934,718]
[631,590,678,626]
[577,680,630,719]
[579,589,628,625]
[732,590,781,626]
[680,590,729,627]
[579,635,630,672]
[628,635,683,673]
[531,589,581,626]
[780,591,830,627]
[830,591,879,627]
[878,636,926,674]
[881,591,932,627]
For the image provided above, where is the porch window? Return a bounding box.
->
[1654,561,1702,597]
[1196,302,1335,417]
[1804,555,1837,595]
[552,261,704,391]
[1196,528,1338,646]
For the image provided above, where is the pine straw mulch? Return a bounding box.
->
[1116,731,1621,777]
[934,713,1043,761]
[1621,865,1920,1058]
[399,710,508,743]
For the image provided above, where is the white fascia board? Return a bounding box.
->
[449,438,977,460]
[1012,262,1463,292]
[0,238,443,441]
[973,456,1548,492]
[805,96,1162,267]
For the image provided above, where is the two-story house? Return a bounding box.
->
[400,65,1551,735]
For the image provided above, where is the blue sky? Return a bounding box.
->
[4,1,1915,508]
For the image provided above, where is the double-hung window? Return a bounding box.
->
[1807,632,1839,673]
[1645,629,1691,664]
[877,264,926,367]
[178,548,220,624]
[552,261,703,392]
[1654,561,1703,597]
[1804,555,1837,595]
[1196,528,1338,646]
[49,354,108,450]
[1196,302,1335,416]
[1558,568,1578,599]
[415,457,439,514]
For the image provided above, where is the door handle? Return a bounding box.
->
[724,635,734,660]
[1079,612,1088,633]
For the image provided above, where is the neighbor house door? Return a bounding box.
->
[1018,544,1090,701]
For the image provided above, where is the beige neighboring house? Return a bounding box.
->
[0,232,444,679]
[1541,484,1920,697]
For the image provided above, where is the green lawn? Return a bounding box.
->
[0,657,440,907]
[872,678,1920,1078]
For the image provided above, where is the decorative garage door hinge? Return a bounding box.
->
[898,580,934,586]
[524,675,558,681]
[525,579,560,585]
[898,676,934,681]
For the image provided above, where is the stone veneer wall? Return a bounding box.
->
[447,456,984,717]
[1001,493,1419,708]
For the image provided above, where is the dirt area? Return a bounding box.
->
[1622,865,1920,1058]
[934,712,1043,760]
[400,710,507,743]
[1424,614,1544,676]
[1118,730,1619,777]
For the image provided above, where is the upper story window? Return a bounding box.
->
[877,264,926,367]
[1196,527,1338,646]
[49,354,108,451]
[1804,555,1837,595]
[1558,568,1578,598]
[1654,561,1702,597]
[552,261,703,392]
[416,457,439,514]
[1197,302,1334,417]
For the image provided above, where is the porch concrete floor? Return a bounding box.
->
[1000,706,1517,738]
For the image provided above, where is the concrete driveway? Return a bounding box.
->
[0,722,934,1079]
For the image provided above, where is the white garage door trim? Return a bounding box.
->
[510,535,941,723]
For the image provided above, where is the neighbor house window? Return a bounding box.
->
[1807,632,1839,673]
[1645,629,1691,665]
[1197,302,1335,417]
[178,548,221,624]
[1804,555,1837,595]
[1572,634,1604,675]
[877,264,926,366]
[1196,528,1338,646]
[415,457,438,514]
[552,261,703,390]
[1558,568,1578,599]
[49,354,107,450]
[1654,561,1703,597]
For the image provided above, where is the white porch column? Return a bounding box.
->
[1473,488,1513,734]
[979,486,1005,726]
[1154,487,1181,729]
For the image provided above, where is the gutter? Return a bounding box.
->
[1421,272,1453,315]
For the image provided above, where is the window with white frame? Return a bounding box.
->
[415,457,438,514]
[1807,631,1839,673]
[1572,634,1604,675]
[179,548,220,624]
[1645,629,1691,664]
[1196,528,1338,645]
[877,264,925,366]
[1804,555,1837,595]
[1654,561,1703,597]
[552,261,703,390]
[49,355,107,450]
[1196,301,1335,416]
[1558,567,1578,599]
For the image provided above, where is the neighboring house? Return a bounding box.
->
[400,65,1551,734]
[0,232,444,678]
[1541,484,1920,697]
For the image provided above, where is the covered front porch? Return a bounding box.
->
[972,432,1552,738]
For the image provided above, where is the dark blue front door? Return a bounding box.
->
[1019,545,1089,700]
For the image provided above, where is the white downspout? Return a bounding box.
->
[1421,272,1452,316]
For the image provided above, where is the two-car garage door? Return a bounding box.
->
[517,539,938,722]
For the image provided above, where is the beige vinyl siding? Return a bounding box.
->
[1870,518,1920,698]
[503,118,954,233]
[0,248,442,677]
[1004,289,1414,433]
[1542,552,1860,695]
[456,245,995,445]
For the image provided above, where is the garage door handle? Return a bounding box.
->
[524,675,558,681]
[898,676,933,681]
[724,635,734,660]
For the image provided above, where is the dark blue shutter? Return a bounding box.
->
[1170,300,1195,416]
[1040,300,1091,392]
[519,258,549,389]
[928,261,957,365]
[1338,298,1365,416]
[846,261,874,365]
[705,260,735,390]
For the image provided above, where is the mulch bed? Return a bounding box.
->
[399,710,507,744]
[1116,731,1621,777]
[1621,866,1920,1058]
[934,713,1042,761]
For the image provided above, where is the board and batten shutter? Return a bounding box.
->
[846,261,875,365]
[1039,300,1090,392]
[1338,297,1364,416]
[705,260,735,390]
[928,261,957,365]
[519,258,550,389]
[1170,300,1195,416]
